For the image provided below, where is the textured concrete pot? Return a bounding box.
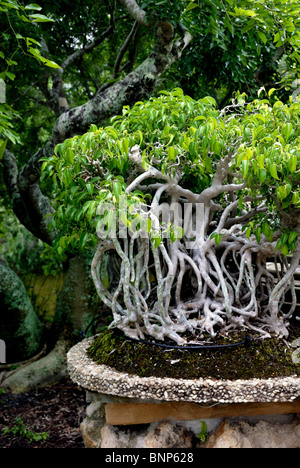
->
[67,336,300,448]
[67,336,300,405]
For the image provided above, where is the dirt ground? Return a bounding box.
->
[0,380,86,448]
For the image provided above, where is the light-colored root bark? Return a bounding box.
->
[91,229,299,345]
[90,149,300,345]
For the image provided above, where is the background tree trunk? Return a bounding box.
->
[0,260,43,363]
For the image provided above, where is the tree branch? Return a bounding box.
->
[118,0,147,26]
[40,38,69,115]
[61,25,115,71]
[50,20,192,145]
[113,21,139,78]
[2,148,55,243]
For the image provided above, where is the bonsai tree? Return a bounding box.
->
[41,89,300,345]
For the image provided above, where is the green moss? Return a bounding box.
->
[87,321,300,380]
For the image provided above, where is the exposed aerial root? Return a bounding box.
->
[90,147,300,345]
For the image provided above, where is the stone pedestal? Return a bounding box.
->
[67,337,300,448]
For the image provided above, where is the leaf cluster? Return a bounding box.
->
[0,0,59,147]
[41,88,300,256]
[0,0,59,83]
[3,417,49,444]
[165,0,300,105]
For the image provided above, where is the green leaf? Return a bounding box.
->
[43,59,61,69]
[113,181,122,199]
[275,238,282,252]
[168,146,176,161]
[210,232,222,246]
[262,222,270,239]
[65,147,74,164]
[5,71,15,80]
[137,130,143,146]
[29,13,54,22]
[79,232,89,250]
[26,37,41,47]
[234,7,256,17]
[1,0,19,9]
[255,227,261,243]
[257,30,267,44]
[292,192,300,205]
[258,168,267,184]
[184,1,198,13]
[288,154,297,173]
[288,232,298,244]
[74,208,84,222]
[0,79,5,102]
[61,168,73,186]
[284,183,292,197]
[86,183,94,196]
[82,200,93,213]
[28,47,42,59]
[276,186,286,201]
[25,3,42,10]
[268,88,277,98]
[256,154,264,170]
[269,164,279,180]
[86,201,97,222]
[144,218,151,233]
[0,139,7,160]
[282,123,293,141]
[262,222,274,242]
[122,138,129,155]
[281,233,289,245]
[152,235,161,249]
[242,160,249,178]
[120,211,130,228]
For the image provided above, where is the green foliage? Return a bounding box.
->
[165,0,300,105]
[0,0,59,147]
[197,421,208,443]
[141,0,185,25]
[41,88,300,257]
[0,0,57,78]
[3,417,49,443]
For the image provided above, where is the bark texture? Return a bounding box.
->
[0,260,43,362]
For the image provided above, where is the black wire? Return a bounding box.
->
[81,315,252,350]
[124,334,252,350]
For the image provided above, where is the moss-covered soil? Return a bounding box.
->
[87,319,300,381]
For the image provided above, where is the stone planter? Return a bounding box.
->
[67,336,300,448]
